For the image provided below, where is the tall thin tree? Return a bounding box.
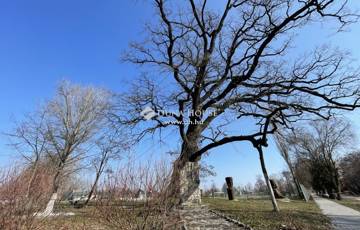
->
[275,132,304,200]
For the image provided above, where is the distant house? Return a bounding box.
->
[213,191,226,197]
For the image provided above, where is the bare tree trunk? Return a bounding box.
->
[85,155,108,206]
[275,133,305,200]
[85,171,101,206]
[36,172,60,217]
[257,146,280,212]
[40,164,63,216]
[288,163,305,200]
[52,165,63,194]
[333,165,342,200]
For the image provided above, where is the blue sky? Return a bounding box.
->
[1,0,360,189]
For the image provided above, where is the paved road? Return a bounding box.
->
[314,196,360,230]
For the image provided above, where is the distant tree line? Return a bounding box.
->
[276,118,360,199]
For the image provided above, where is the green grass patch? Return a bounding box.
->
[203,197,332,230]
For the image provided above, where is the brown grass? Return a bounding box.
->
[203,197,332,230]
[335,198,360,212]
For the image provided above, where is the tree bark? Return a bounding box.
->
[257,146,280,212]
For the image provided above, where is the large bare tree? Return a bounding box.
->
[118,0,360,210]
[7,81,116,216]
[38,81,113,215]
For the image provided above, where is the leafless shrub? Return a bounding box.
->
[0,165,52,229]
[92,158,182,229]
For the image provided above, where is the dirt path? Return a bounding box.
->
[314,196,360,230]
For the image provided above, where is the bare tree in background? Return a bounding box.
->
[6,110,48,198]
[340,151,360,195]
[275,132,304,200]
[254,175,267,194]
[283,119,354,200]
[84,129,128,206]
[118,0,360,211]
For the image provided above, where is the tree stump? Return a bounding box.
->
[225,177,234,200]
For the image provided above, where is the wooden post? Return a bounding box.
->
[225,177,234,200]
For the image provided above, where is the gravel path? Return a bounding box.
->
[179,205,249,230]
[314,196,360,230]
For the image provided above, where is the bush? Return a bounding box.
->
[0,165,52,229]
[92,159,182,229]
